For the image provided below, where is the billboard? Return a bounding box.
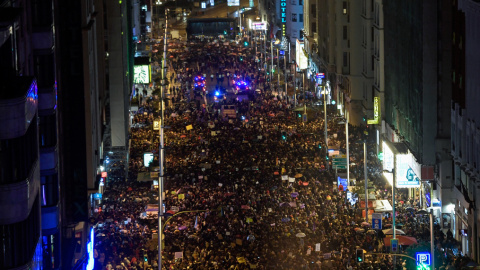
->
[251,22,267,30]
[396,153,420,188]
[227,0,239,6]
[296,39,308,70]
[134,65,151,84]
[144,152,154,167]
[382,141,394,185]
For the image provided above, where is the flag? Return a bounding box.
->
[194,216,199,230]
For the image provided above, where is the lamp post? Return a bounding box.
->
[364,139,368,223]
[417,209,434,270]
[277,48,280,94]
[346,109,349,185]
[323,83,328,171]
[158,9,168,270]
[270,40,273,84]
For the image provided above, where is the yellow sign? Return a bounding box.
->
[186,125,193,130]
[153,120,160,130]
[367,97,380,125]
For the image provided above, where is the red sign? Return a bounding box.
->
[101,172,107,178]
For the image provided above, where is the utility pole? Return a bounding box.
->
[346,109,349,185]
[277,48,280,93]
[323,83,328,171]
[158,9,168,270]
[270,41,273,84]
[364,139,368,223]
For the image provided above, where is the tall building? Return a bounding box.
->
[383,0,453,254]
[303,1,369,124]
[1,0,133,268]
[286,0,304,42]
[0,76,42,269]
[1,1,44,269]
[452,0,480,261]
[31,0,62,268]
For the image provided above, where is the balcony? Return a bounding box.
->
[0,160,40,224]
[0,77,38,140]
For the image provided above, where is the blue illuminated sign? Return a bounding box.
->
[416,252,431,269]
[86,228,95,270]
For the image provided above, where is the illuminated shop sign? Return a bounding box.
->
[281,0,286,36]
[86,228,95,270]
[367,97,380,125]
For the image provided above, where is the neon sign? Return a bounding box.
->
[416,252,431,269]
[367,97,380,124]
[280,0,286,36]
[86,228,94,270]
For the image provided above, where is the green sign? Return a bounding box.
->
[333,165,347,169]
[332,158,347,165]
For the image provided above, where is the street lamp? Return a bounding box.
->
[157,8,169,270]
[417,209,434,270]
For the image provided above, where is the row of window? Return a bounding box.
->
[291,13,304,23]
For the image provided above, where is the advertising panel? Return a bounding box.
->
[382,141,394,185]
[296,40,308,70]
[395,152,420,188]
[251,22,267,30]
[144,152,154,167]
[227,0,240,6]
[134,65,151,84]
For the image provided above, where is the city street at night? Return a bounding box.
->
[92,33,462,269]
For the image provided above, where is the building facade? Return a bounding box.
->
[452,0,480,261]
[383,0,453,256]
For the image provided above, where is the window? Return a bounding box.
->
[291,0,296,4]
[292,13,297,22]
[299,30,304,39]
[39,114,57,147]
[343,26,347,40]
[299,13,303,22]
[299,0,303,5]
[311,4,316,18]
[312,22,316,33]
[343,52,348,67]
[343,1,347,14]
[41,173,59,207]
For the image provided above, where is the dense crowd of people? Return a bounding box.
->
[91,35,472,270]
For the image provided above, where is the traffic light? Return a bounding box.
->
[318,144,322,149]
[356,249,364,263]
[281,131,287,141]
[244,41,249,47]
[297,113,302,118]
[224,30,227,35]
